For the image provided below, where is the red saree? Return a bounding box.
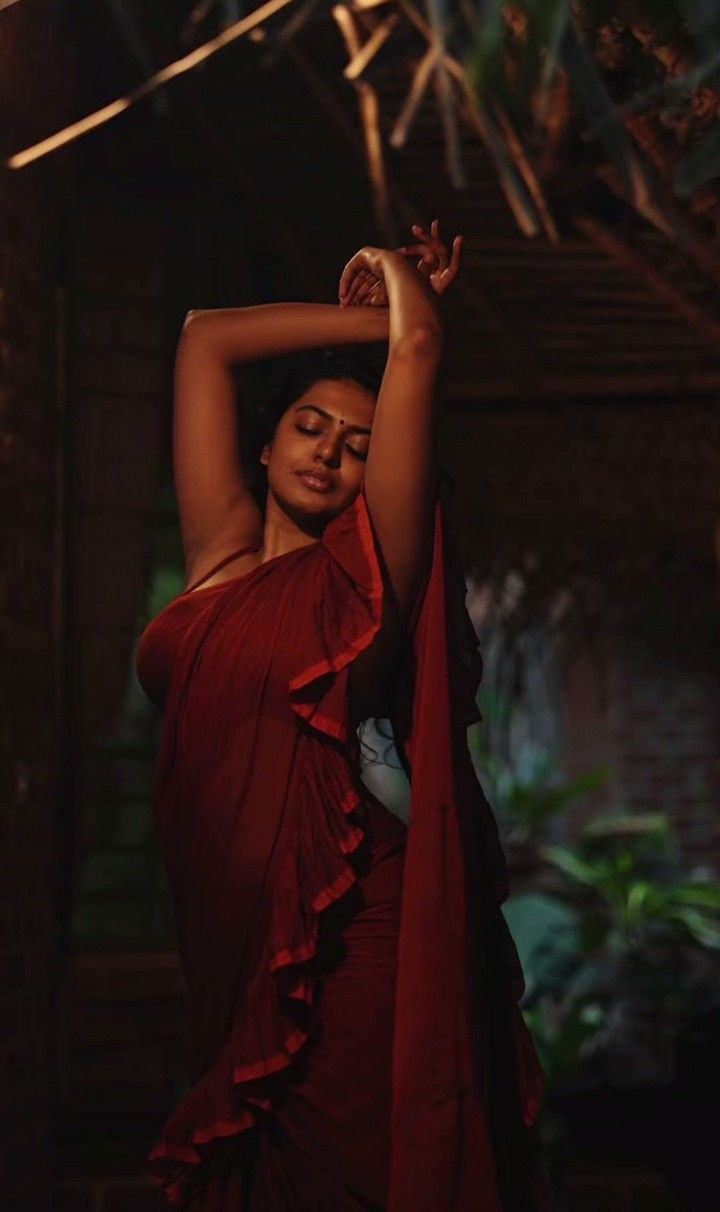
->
[135,480,551,1210]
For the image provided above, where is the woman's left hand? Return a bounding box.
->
[338,219,463,308]
[338,246,391,309]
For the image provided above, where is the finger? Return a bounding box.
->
[412,222,447,270]
[340,264,368,304]
[399,243,432,257]
[345,270,371,306]
[444,234,463,280]
[433,235,463,296]
[353,270,381,306]
[338,251,367,299]
[339,264,358,300]
[353,272,380,306]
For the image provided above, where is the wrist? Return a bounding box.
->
[337,301,389,340]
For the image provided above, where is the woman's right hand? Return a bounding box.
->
[338,219,463,308]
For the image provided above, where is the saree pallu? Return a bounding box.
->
[135,481,551,1210]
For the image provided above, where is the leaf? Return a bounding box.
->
[502,891,582,998]
[559,16,678,238]
[626,880,656,925]
[662,883,720,911]
[533,0,571,122]
[466,0,508,97]
[541,843,605,887]
[663,906,720,949]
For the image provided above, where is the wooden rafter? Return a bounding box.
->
[343,9,401,80]
[389,44,438,148]
[423,0,465,189]
[103,0,325,301]
[573,216,720,346]
[396,0,549,238]
[332,4,395,243]
[285,40,544,387]
[6,0,296,168]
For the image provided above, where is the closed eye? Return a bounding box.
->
[296,424,368,460]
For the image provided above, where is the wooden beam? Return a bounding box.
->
[396,0,544,238]
[389,44,438,148]
[343,10,401,80]
[286,40,541,380]
[574,216,720,347]
[597,163,720,296]
[423,0,466,189]
[261,0,323,66]
[7,0,296,168]
[442,368,720,406]
[489,99,559,243]
[332,4,396,244]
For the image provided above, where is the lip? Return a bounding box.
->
[297,471,335,493]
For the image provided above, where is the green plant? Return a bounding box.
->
[470,686,611,843]
[508,810,720,1084]
[543,812,720,951]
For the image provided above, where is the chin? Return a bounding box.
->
[271,483,332,523]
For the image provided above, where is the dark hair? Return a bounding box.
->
[243,342,388,509]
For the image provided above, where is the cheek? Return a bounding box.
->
[267,430,296,470]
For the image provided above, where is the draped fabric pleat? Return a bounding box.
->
[135,481,550,1210]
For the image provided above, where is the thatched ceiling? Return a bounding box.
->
[45,2,720,610]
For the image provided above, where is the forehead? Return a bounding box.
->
[291,377,376,424]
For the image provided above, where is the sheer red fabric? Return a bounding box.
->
[135,482,551,1210]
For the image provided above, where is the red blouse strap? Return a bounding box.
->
[182,544,259,594]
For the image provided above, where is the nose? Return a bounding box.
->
[313,428,343,467]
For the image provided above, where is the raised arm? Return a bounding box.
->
[338,243,452,619]
[173,303,389,574]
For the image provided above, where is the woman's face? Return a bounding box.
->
[261,377,375,521]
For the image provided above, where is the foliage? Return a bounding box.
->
[507,810,720,1083]
[461,1,720,235]
[474,687,720,1083]
[470,685,612,844]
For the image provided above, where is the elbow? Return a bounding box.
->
[392,323,443,360]
[182,309,205,332]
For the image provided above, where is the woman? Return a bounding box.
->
[136,222,550,1211]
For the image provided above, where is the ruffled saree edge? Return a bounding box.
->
[146,486,386,1207]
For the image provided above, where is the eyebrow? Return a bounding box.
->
[294,404,372,436]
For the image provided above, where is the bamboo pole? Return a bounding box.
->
[489,99,560,243]
[343,10,400,80]
[389,45,438,148]
[423,0,466,189]
[6,0,296,169]
[332,4,396,244]
[286,40,543,381]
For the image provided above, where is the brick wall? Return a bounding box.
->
[562,625,720,870]
[68,191,169,944]
[607,632,720,866]
[0,3,71,1207]
[55,189,188,1184]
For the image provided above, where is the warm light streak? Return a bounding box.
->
[343,10,400,80]
[389,44,437,148]
[6,0,295,169]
